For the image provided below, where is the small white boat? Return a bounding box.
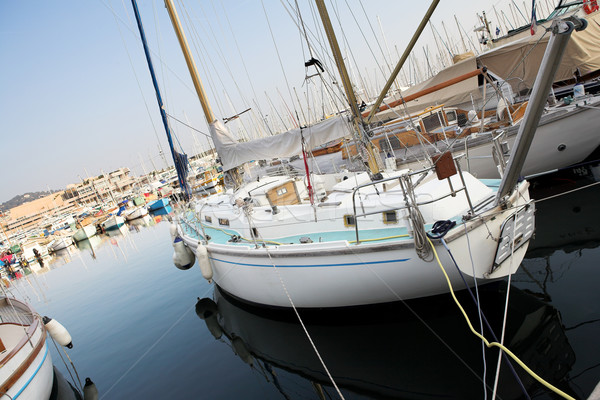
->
[49,235,74,252]
[0,297,53,399]
[124,206,149,221]
[101,215,125,231]
[72,224,97,242]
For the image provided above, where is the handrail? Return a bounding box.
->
[351,155,474,244]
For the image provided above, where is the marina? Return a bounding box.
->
[2,0,600,399]
[1,171,598,399]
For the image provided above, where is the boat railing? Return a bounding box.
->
[351,154,475,244]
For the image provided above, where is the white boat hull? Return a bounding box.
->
[73,224,97,242]
[180,181,534,308]
[394,96,600,179]
[102,215,125,231]
[50,236,74,251]
[124,207,148,221]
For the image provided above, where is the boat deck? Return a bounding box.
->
[0,324,29,356]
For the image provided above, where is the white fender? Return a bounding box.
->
[83,377,99,400]
[169,223,178,240]
[173,237,195,270]
[43,316,73,348]
[196,243,213,283]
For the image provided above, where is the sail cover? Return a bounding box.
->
[209,116,352,171]
[478,12,600,92]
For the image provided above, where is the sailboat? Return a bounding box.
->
[132,3,578,308]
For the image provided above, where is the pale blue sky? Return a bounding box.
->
[0,0,540,204]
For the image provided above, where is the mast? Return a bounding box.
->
[495,19,581,203]
[162,0,242,186]
[131,0,192,200]
[365,0,440,125]
[162,0,215,125]
[314,0,381,176]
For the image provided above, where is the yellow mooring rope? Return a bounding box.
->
[426,237,575,400]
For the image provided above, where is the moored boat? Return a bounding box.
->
[123,206,149,221]
[48,235,74,252]
[100,215,125,231]
[72,224,97,242]
[0,297,53,399]
[147,198,170,211]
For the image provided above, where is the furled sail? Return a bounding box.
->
[209,115,352,171]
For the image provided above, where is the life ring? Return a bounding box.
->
[583,0,599,14]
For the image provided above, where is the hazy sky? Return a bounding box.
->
[0,0,543,204]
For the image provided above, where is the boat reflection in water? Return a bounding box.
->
[75,235,104,260]
[527,165,600,257]
[149,205,173,217]
[127,215,155,230]
[196,283,575,400]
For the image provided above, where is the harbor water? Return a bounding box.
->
[9,169,600,399]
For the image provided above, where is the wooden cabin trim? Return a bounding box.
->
[266,180,301,206]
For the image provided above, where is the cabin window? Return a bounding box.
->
[276,187,288,196]
[421,113,444,131]
[251,227,259,238]
[445,110,457,124]
[383,211,398,224]
[218,218,230,226]
[344,215,356,227]
[204,216,212,223]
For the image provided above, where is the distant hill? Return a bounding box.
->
[0,190,58,212]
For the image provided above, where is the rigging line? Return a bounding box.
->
[261,0,300,123]
[342,0,389,81]
[99,285,213,400]
[327,0,377,104]
[219,2,270,138]
[427,236,576,400]
[101,0,211,108]
[282,0,345,107]
[105,0,165,160]
[152,0,172,129]
[255,238,346,399]
[176,0,227,119]
[280,0,349,114]
[336,236,493,388]
[533,180,600,204]
[439,234,532,399]
[492,215,517,400]
[430,21,454,59]
[357,0,392,73]
[307,0,347,110]
[195,1,254,114]
[294,0,310,63]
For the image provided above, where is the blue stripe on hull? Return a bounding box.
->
[209,257,410,268]
[13,344,49,399]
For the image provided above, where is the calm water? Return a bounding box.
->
[9,170,600,400]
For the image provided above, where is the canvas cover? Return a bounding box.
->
[210,116,352,171]
[478,12,600,92]
[371,57,481,122]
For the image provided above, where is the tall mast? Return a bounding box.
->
[131,0,191,200]
[314,0,381,176]
[162,0,242,186]
[163,0,215,124]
